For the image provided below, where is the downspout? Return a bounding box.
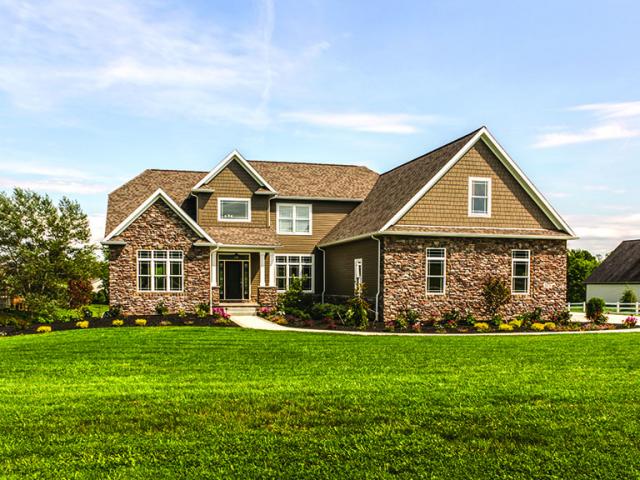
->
[317,246,326,304]
[371,235,381,322]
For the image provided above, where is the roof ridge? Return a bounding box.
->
[146,168,208,174]
[380,126,484,176]
[249,159,378,171]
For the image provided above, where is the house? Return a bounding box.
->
[585,240,640,302]
[102,127,575,320]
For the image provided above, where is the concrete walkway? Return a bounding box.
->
[230,314,640,336]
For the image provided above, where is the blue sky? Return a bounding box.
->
[1,0,639,254]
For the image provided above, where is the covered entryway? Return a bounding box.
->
[218,253,250,301]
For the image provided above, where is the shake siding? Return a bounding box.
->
[270,200,360,254]
[197,160,268,228]
[324,238,378,298]
[399,141,556,229]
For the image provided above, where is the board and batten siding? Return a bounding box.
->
[197,159,268,229]
[398,141,556,230]
[270,200,360,254]
[324,238,379,299]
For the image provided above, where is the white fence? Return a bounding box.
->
[567,302,640,315]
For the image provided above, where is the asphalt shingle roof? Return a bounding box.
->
[585,240,640,284]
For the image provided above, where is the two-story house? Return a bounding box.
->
[103,127,575,320]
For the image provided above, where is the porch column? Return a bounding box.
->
[268,252,276,287]
[259,252,266,287]
[211,250,218,287]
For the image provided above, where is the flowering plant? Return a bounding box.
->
[211,307,230,320]
[624,316,638,328]
[75,320,89,329]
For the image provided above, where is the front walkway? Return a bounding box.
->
[230,314,640,336]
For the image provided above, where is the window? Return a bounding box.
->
[218,198,250,222]
[354,258,363,293]
[275,254,313,292]
[138,250,183,292]
[512,250,530,294]
[468,177,491,217]
[426,248,446,294]
[277,204,312,235]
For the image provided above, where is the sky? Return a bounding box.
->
[0,0,639,255]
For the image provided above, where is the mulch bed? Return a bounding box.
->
[0,314,236,337]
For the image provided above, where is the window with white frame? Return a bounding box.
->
[277,204,312,235]
[426,248,446,294]
[354,258,363,293]
[468,177,491,217]
[218,198,250,222]
[138,250,183,292]
[275,254,313,291]
[512,250,530,294]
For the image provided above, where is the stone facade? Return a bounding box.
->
[109,200,211,315]
[211,287,220,306]
[257,286,278,308]
[381,236,567,322]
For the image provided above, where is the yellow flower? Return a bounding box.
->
[75,321,89,329]
[475,322,490,332]
[531,322,545,331]
[112,319,124,327]
[36,326,52,334]
[134,319,147,327]
[499,323,514,331]
[544,322,556,331]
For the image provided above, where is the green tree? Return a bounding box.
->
[0,188,101,315]
[567,249,600,303]
[620,286,638,304]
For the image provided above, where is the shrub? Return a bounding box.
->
[411,322,422,333]
[482,277,511,317]
[112,319,124,327]
[475,322,490,332]
[68,279,93,308]
[549,309,571,325]
[92,289,108,305]
[277,277,312,314]
[155,302,168,316]
[384,321,395,332]
[498,323,513,332]
[211,307,230,320]
[461,311,477,327]
[177,309,187,319]
[394,315,409,331]
[258,306,276,318]
[213,317,232,326]
[310,303,339,321]
[620,287,638,304]
[274,316,288,326]
[544,322,556,331]
[530,322,545,332]
[345,289,370,330]
[75,320,89,329]
[104,304,122,319]
[36,325,52,333]
[490,314,504,328]
[159,320,172,326]
[509,319,523,329]
[80,306,93,320]
[134,318,147,327]
[195,303,209,319]
[586,297,605,321]
[283,307,309,322]
[183,320,194,326]
[624,316,638,328]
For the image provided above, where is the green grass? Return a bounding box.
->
[1,329,639,479]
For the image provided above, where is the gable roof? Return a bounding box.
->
[104,189,216,244]
[320,127,575,246]
[193,150,276,192]
[585,240,640,284]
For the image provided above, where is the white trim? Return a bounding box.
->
[354,258,363,293]
[379,127,575,236]
[104,188,216,244]
[211,250,218,288]
[218,253,251,301]
[425,247,447,295]
[192,150,277,192]
[217,245,278,251]
[217,197,251,223]
[511,249,531,295]
[259,252,266,287]
[136,249,184,293]
[273,253,315,293]
[276,203,313,235]
[275,196,364,202]
[468,176,492,218]
[268,252,276,287]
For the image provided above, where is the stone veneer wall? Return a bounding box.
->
[381,236,567,322]
[257,287,278,308]
[109,200,211,315]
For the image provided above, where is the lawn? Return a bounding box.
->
[1,329,639,479]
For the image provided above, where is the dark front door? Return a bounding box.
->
[224,261,243,300]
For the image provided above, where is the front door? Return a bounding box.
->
[224,261,243,300]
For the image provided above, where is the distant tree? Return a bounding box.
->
[0,188,101,315]
[620,286,638,304]
[567,249,601,303]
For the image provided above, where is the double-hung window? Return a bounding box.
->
[275,255,313,292]
[468,177,491,217]
[138,250,183,292]
[426,248,446,294]
[512,250,530,294]
[277,204,312,235]
[218,198,250,222]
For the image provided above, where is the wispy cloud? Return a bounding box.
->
[0,178,112,194]
[534,100,640,148]
[280,112,438,134]
[568,212,640,255]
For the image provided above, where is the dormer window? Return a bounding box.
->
[218,198,251,222]
[468,177,491,217]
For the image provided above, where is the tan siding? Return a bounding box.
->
[197,160,268,228]
[250,252,259,302]
[270,200,359,254]
[324,238,378,298]
[399,141,556,230]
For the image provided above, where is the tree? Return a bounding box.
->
[567,249,600,303]
[482,277,511,318]
[620,286,638,304]
[0,188,101,315]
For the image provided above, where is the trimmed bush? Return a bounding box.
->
[586,297,606,324]
[620,287,638,304]
[482,277,511,317]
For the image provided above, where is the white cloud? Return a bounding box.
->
[0,160,95,179]
[571,101,640,119]
[567,212,640,255]
[0,177,112,194]
[280,112,438,134]
[534,124,640,148]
